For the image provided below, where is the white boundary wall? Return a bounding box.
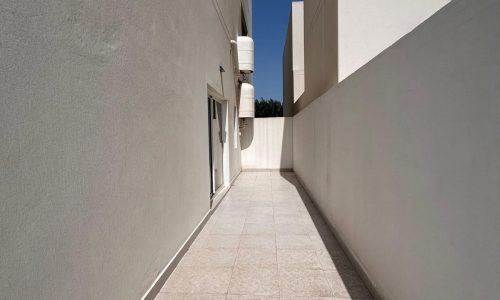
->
[294,0,500,298]
[241,118,293,170]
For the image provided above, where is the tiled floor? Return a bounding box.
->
[156,171,373,300]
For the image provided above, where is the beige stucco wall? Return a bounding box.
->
[293,0,449,115]
[0,1,250,299]
[241,118,293,170]
[293,0,500,298]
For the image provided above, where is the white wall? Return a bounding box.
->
[241,118,293,170]
[338,0,450,81]
[296,0,449,115]
[291,2,305,102]
[0,1,249,299]
[283,2,305,117]
[294,0,500,299]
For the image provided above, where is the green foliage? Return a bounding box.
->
[254,98,283,118]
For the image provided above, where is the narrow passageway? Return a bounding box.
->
[156,171,373,299]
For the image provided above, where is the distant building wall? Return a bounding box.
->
[289,0,450,115]
[294,0,500,298]
[241,118,293,170]
[0,1,251,299]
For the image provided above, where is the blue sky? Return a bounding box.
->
[253,0,294,102]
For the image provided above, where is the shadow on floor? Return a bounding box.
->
[279,171,374,299]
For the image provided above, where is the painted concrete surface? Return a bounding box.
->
[293,0,500,298]
[338,0,450,81]
[241,118,293,170]
[292,0,449,115]
[156,171,373,299]
[0,1,249,299]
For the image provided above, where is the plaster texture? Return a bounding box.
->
[241,118,293,170]
[156,171,372,299]
[293,0,500,298]
[0,0,250,299]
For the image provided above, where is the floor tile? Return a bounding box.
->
[214,215,246,225]
[220,202,250,209]
[226,296,279,300]
[228,265,279,296]
[279,298,334,300]
[309,236,343,254]
[308,222,333,236]
[251,191,274,202]
[161,267,232,294]
[275,223,311,235]
[277,249,321,269]
[328,254,356,272]
[240,234,276,249]
[273,206,302,215]
[179,248,237,267]
[279,269,333,297]
[155,293,226,300]
[252,185,273,191]
[156,172,372,300]
[247,206,274,215]
[273,200,302,208]
[243,223,276,235]
[191,234,241,249]
[249,200,274,208]
[316,250,339,270]
[280,297,334,300]
[236,248,277,266]
[246,214,275,224]
[208,223,244,235]
[275,214,307,225]
[324,270,372,298]
[276,234,315,250]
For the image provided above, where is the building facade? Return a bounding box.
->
[284,0,450,115]
[2,0,500,299]
[0,1,252,299]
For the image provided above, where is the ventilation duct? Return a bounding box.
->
[237,36,254,73]
[239,83,255,118]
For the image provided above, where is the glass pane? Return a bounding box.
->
[212,100,224,191]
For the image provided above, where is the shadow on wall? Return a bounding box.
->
[240,118,254,150]
[240,117,293,170]
[280,117,292,170]
[292,0,338,115]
